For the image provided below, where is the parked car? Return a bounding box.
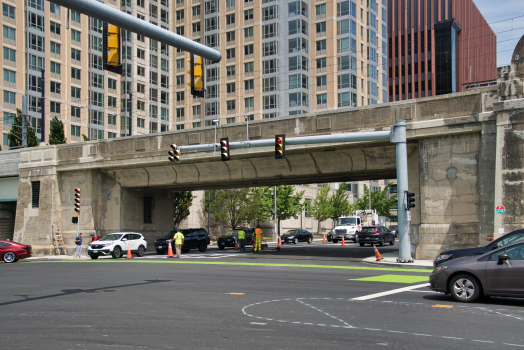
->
[0,240,32,263]
[331,228,359,243]
[156,228,210,254]
[217,229,254,250]
[389,225,399,238]
[281,229,313,244]
[88,232,147,259]
[429,241,524,302]
[434,229,524,266]
[357,226,395,247]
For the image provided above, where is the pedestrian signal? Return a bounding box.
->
[72,216,79,224]
[275,134,285,159]
[187,54,205,98]
[74,188,81,213]
[220,138,230,161]
[168,144,180,163]
[406,191,415,210]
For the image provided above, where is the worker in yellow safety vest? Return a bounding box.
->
[254,225,262,252]
[237,226,246,252]
[170,230,185,258]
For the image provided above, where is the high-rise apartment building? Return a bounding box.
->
[1,0,388,147]
[387,0,496,101]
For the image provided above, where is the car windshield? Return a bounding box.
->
[224,231,238,237]
[164,232,176,239]
[100,234,123,241]
[337,218,357,226]
[389,225,398,230]
[284,230,299,235]
[360,227,377,232]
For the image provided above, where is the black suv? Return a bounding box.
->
[217,228,255,249]
[155,228,210,254]
[357,226,395,247]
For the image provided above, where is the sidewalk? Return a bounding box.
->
[363,251,434,269]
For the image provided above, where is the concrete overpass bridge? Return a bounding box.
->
[11,38,524,259]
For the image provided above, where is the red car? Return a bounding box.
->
[0,240,32,263]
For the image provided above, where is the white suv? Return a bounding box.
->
[88,232,147,259]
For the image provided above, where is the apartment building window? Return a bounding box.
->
[338,74,352,89]
[193,122,201,128]
[71,10,81,23]
[150,105,157,118]
[3,25,15,44]
[150,39,158,52]
[29,34,44,52]
[91,18,103,33]
[89,128,103,140]
[3,69,15,84]
[289,56,307,71]
[91,54,103,70]
[263,95,277,109]
[337,1,351,16]
[107,132,117,139]
[176,92,184,102]
[3,90,15,106]
[50,41,61,55]
[226,31,235,42]
[226,14,235,26]
[4,47,15,64]
[50,81,61,94]
[50,21,60,35]
[244,97,254,110]
[316,57,326,72]
[137,0,144,7]
[29,0,44,11]
[175,75,184,88]
[71,125,80,138]
[316,22,326,36]
[289,74,307,89]
[176,26,184,36]
[226,100,236,112]
[28,95,42,112]
[205,101,219,116]
[226,65,235,77]
[205,34,218,47]
[161,108,169,121]
[28,75,42,92]
[71,29,81,45]
[263,5,277,20]
[288,1,307,17]
[192,5,200,16]
[49,2,60,15]
[137,65,145,76]
[161,75,169,88]
[176,58,184,73]
[317,93,327,106]
[150,4,158,19]
[204,0,217,14]
[244,44,254,57]
[205,17,218,31]
[206,85,219,99]
[108,96,117,108]
[338,92,356,107]
[263,41,278,57]
[91,91,104,107]
[244,27,253,39]
[176,124,184,130]
[137,83,145,94]
[192,22,201,34]
[108,78,117,90]
[161,91,168,104]
[337,19,349,35]
[28,13,44,31]
[315,4,326,18]
[50,101,61,114]
[226,48,235,60]
[289,92,308,107]
[108,114,117,125]
[263,59,277,74]
[317,75,327,89]
[137,100,145,111]
[137,118,145,128]
[263,77,277,92]
[91,73,104,89]
[316,40,326,54]
[192,105,201,117]
[206,67,219,82]
[175,107,185,121]
[245,79,254,92]
[150,55,158,69]
[71,106,81,119]
[226,117,235,124]
[226,0,234,8]
[263,23,278,38]
[338,38,350,53]
[263,113,277,119]
[244,9,253,21]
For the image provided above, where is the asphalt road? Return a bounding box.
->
[1,243,523,349]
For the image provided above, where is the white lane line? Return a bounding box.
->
[505,344,524,348]
[351,283,430,301]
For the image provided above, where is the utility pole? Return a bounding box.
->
[369,180,372,211]
[22,96,27,147]
[274,186,278,242]
[40,69,45,143]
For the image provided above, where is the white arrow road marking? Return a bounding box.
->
[351,283,431,301]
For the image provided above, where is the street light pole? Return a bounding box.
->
[213,119,219,156]
[274,186,278,242]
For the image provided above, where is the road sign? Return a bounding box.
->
[495,205,505,214]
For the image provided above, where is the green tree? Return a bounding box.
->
[173,191,195,230]
[249,187,274,223]
[257,185,305,236]
[310,185,333,234]
[329,182,351,226]
[206,188,259,230]
[350,183,397,218]
[82,134,90,141]
[8,109,38,148]
[49,116,67,145]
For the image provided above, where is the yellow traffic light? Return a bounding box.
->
[107,25,120,66]
[187,54,205,97]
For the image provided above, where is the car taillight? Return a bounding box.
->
[372,230,378,234]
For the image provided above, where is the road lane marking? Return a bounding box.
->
[432,304,454,309]
[226,293,245,295]
[351,283,430,300]
[250,322,266,325]
[351,274,429,283]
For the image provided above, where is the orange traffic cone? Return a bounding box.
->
[278,236,282,247]
[373,243,384,261]
[126,243,133,259]
[341,236,346,246]
[235,237,238,250]
[167,241,174,258]
[323,235,326,243]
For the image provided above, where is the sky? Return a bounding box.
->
[473,0,524,66]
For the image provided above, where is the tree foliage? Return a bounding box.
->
[173,191,195,230]
[255,185,304,235]
[348,183,397,218]
[329,182,351,224]
[9,109,38,148]
[82,134,90,141]
[310,185,333,234]
[49,116,67,145]
[206,188,259,230]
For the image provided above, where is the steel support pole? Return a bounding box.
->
[40,69,45,143]
[274,186,278,242]
[50,0,221,62]
[392,120,413,263]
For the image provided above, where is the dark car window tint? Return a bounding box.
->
[0,242,4,247]
[361,228,376,232]
[505,244,524,260]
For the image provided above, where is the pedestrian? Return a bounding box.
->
[171,230,184,258]
[75,233,82,258]
[237,226,246,252]
[254,225,262,252]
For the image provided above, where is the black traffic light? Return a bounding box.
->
[220,138,230,161]
[74,188,81,213]
[406,191,415,210]
[275,134,285,159]
[72,216,79,224]
[187,54,205,98]
[168,144,180,163]
[103,23,123,75]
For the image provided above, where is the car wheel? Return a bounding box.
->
[137,245,145,257]
[333,239,338,244]
[389,238,395,246]
[90,255,99,259]
[449,274,482,303]
[218,245,225,250]
[294,238,298,244]
[198,241,207,252]
[112,246,121,259]
[354,236,359,243]
[359,243,364,247]
[3,252,17,263]
[182,248,190,253]
[307,236,312,244]
[379,238,385,247]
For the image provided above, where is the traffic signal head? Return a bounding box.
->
[220,138,230,161]
[107,25,120,66]
[187,54,205,97]
[74,188,81,213]
[168,144,180,163]
[275,134,285,159]
[406,191,415,210]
